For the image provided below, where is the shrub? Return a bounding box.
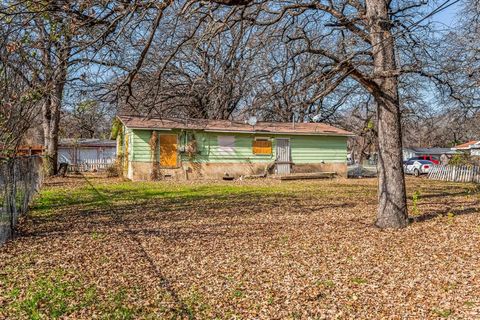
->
[449,153,473,166]
[106,163,119,177]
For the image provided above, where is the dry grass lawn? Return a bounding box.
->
[1,174,480,319]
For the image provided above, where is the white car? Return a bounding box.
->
[403,160,434,177]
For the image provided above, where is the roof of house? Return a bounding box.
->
[404,147,457,155]
[452,140,480,150]
[117,115,354,136]
[59,139,116,148]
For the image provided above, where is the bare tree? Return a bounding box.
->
[118,5,261,120]
[0,16,41,156]
[61,100,115,139]
[0,1,142,173]
[122,0,445,229]
[2,0,468,229]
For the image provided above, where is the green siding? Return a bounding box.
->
[191,132,275,163]
[290,135,347,163]
[127,129,347,164]
[131,129,152,162]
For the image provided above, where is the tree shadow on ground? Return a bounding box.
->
[415,183,480,200]
[21,192,354,240]
[409,204,480,223]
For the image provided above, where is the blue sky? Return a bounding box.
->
[432,1,462,28]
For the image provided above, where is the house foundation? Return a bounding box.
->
[128,161,347,181]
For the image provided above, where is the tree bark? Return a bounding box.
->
[366,0,408,228]
[42,90,62,176]
[42,97,53,175]
[42,62,66,176]
[40,26,70,176]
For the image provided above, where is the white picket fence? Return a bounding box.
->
[68,158,114,172]
[427,165,480,183]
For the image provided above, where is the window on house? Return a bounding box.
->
[252,137,272,155]
[217,136,236,155]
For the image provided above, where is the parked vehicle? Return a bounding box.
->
[404,160,434,177]
[408,155,439,165]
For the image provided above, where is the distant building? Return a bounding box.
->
[451,141,480,156]
[58,139,116,165]
[402,147,457,161]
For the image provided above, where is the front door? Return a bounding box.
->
[160,134,178,168]
[276,138,291,175]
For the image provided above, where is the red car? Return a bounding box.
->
[408,155,439,165]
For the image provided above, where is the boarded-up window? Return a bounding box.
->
[217,136,235,155]
[253,138,272,155]
[160,134,178,167]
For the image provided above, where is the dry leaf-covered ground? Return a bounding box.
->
[1,174,480,319]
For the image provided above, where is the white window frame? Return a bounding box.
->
[217,135,236,155]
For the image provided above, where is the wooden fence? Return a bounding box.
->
[427,165,480,183]
[68,158,114,172]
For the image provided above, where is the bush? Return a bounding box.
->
[449,153,473,166]
[106,163,119,177]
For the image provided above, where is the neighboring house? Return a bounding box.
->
[114,115,354,180]
[58,139,116,165]
[402,147,457,162]
[451,140,480,156]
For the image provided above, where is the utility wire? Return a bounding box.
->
[311,0,462,90]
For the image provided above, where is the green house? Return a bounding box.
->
[114,115,353,180]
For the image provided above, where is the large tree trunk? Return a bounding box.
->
[42,86,63,176]
[41,31,70,176]
[366,0,408,228]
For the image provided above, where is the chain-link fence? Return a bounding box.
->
[0,157,43,245]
